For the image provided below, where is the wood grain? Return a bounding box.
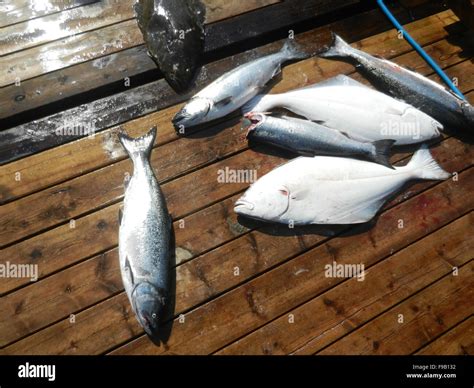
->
[416,317,474,355]
[217,213,473,354]
[318,260,474,355]
[0,0,135,56]
[0,0,98,28]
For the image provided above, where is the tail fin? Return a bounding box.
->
[319,33,353,59]
[370,139,396,168]
[280,39,310,60]
[242,94,273,114]
[405,144,451,180]
[118,127,156,162]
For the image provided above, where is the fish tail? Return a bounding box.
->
[369,139,396,168]
[319,33,353,59]
[405,144,451,180]
[242,94,273,114]
[281,39,310,60]
[118,127,157,161]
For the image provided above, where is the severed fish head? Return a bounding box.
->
[242,112,268,137]
[132,281,167,340]
[234,181,291,222]
[135,0,205,92]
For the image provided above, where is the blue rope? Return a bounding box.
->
[377,0,466,100]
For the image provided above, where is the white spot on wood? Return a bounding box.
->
[175,247,193,263]
[294,268,309,276]
[101,132,126,159]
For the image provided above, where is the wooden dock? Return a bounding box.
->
[0,0,473,355]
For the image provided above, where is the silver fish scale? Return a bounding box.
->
[119,158,170,301]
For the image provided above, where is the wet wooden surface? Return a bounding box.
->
[0,0,473,355]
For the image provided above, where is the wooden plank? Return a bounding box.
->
[0,0,443,121]
[0,45,152,120]
[0,0,135,56]
[201,0,280,23]
[205,0,357,47]
[0,0,282,57]
[1,44,472,247]
[0,0,98,28]
[0,19,143,88]
[0,11,463,205]
[4,157,472,354]
[416,317,474,355]
[0,0,283,88]
[0,8,457,164]
[0,193,246,346]
[318,261,474,355]
[217,213,474,354]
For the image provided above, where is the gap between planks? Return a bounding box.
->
[213,214,473,355]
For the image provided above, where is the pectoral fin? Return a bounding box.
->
[215,96,233,108]
[290,188,310,201]
[118,206,124,225]
[124,256,135,286]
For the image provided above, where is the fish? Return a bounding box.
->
[243,75,442,145]
[243,112,395,167]
[118,127,172,340]
[134,0,205,92]
[172,39,310,129]
[234,144,450,225]
[319,33,474,132]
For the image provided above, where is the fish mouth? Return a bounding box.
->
[172,111,189,130]
[234,198,255,213]
[242,112,268,137]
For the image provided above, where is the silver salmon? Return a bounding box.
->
[118,127,172,340]
[172,39,310,129]
[320,33,474,132]
[244,112,395,167]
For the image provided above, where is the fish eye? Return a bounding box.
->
[152,313,157,319]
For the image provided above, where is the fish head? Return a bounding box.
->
[234,182,291,221]
[242,112,268,137]
[132,282,167,339]
[172,97,211,129]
